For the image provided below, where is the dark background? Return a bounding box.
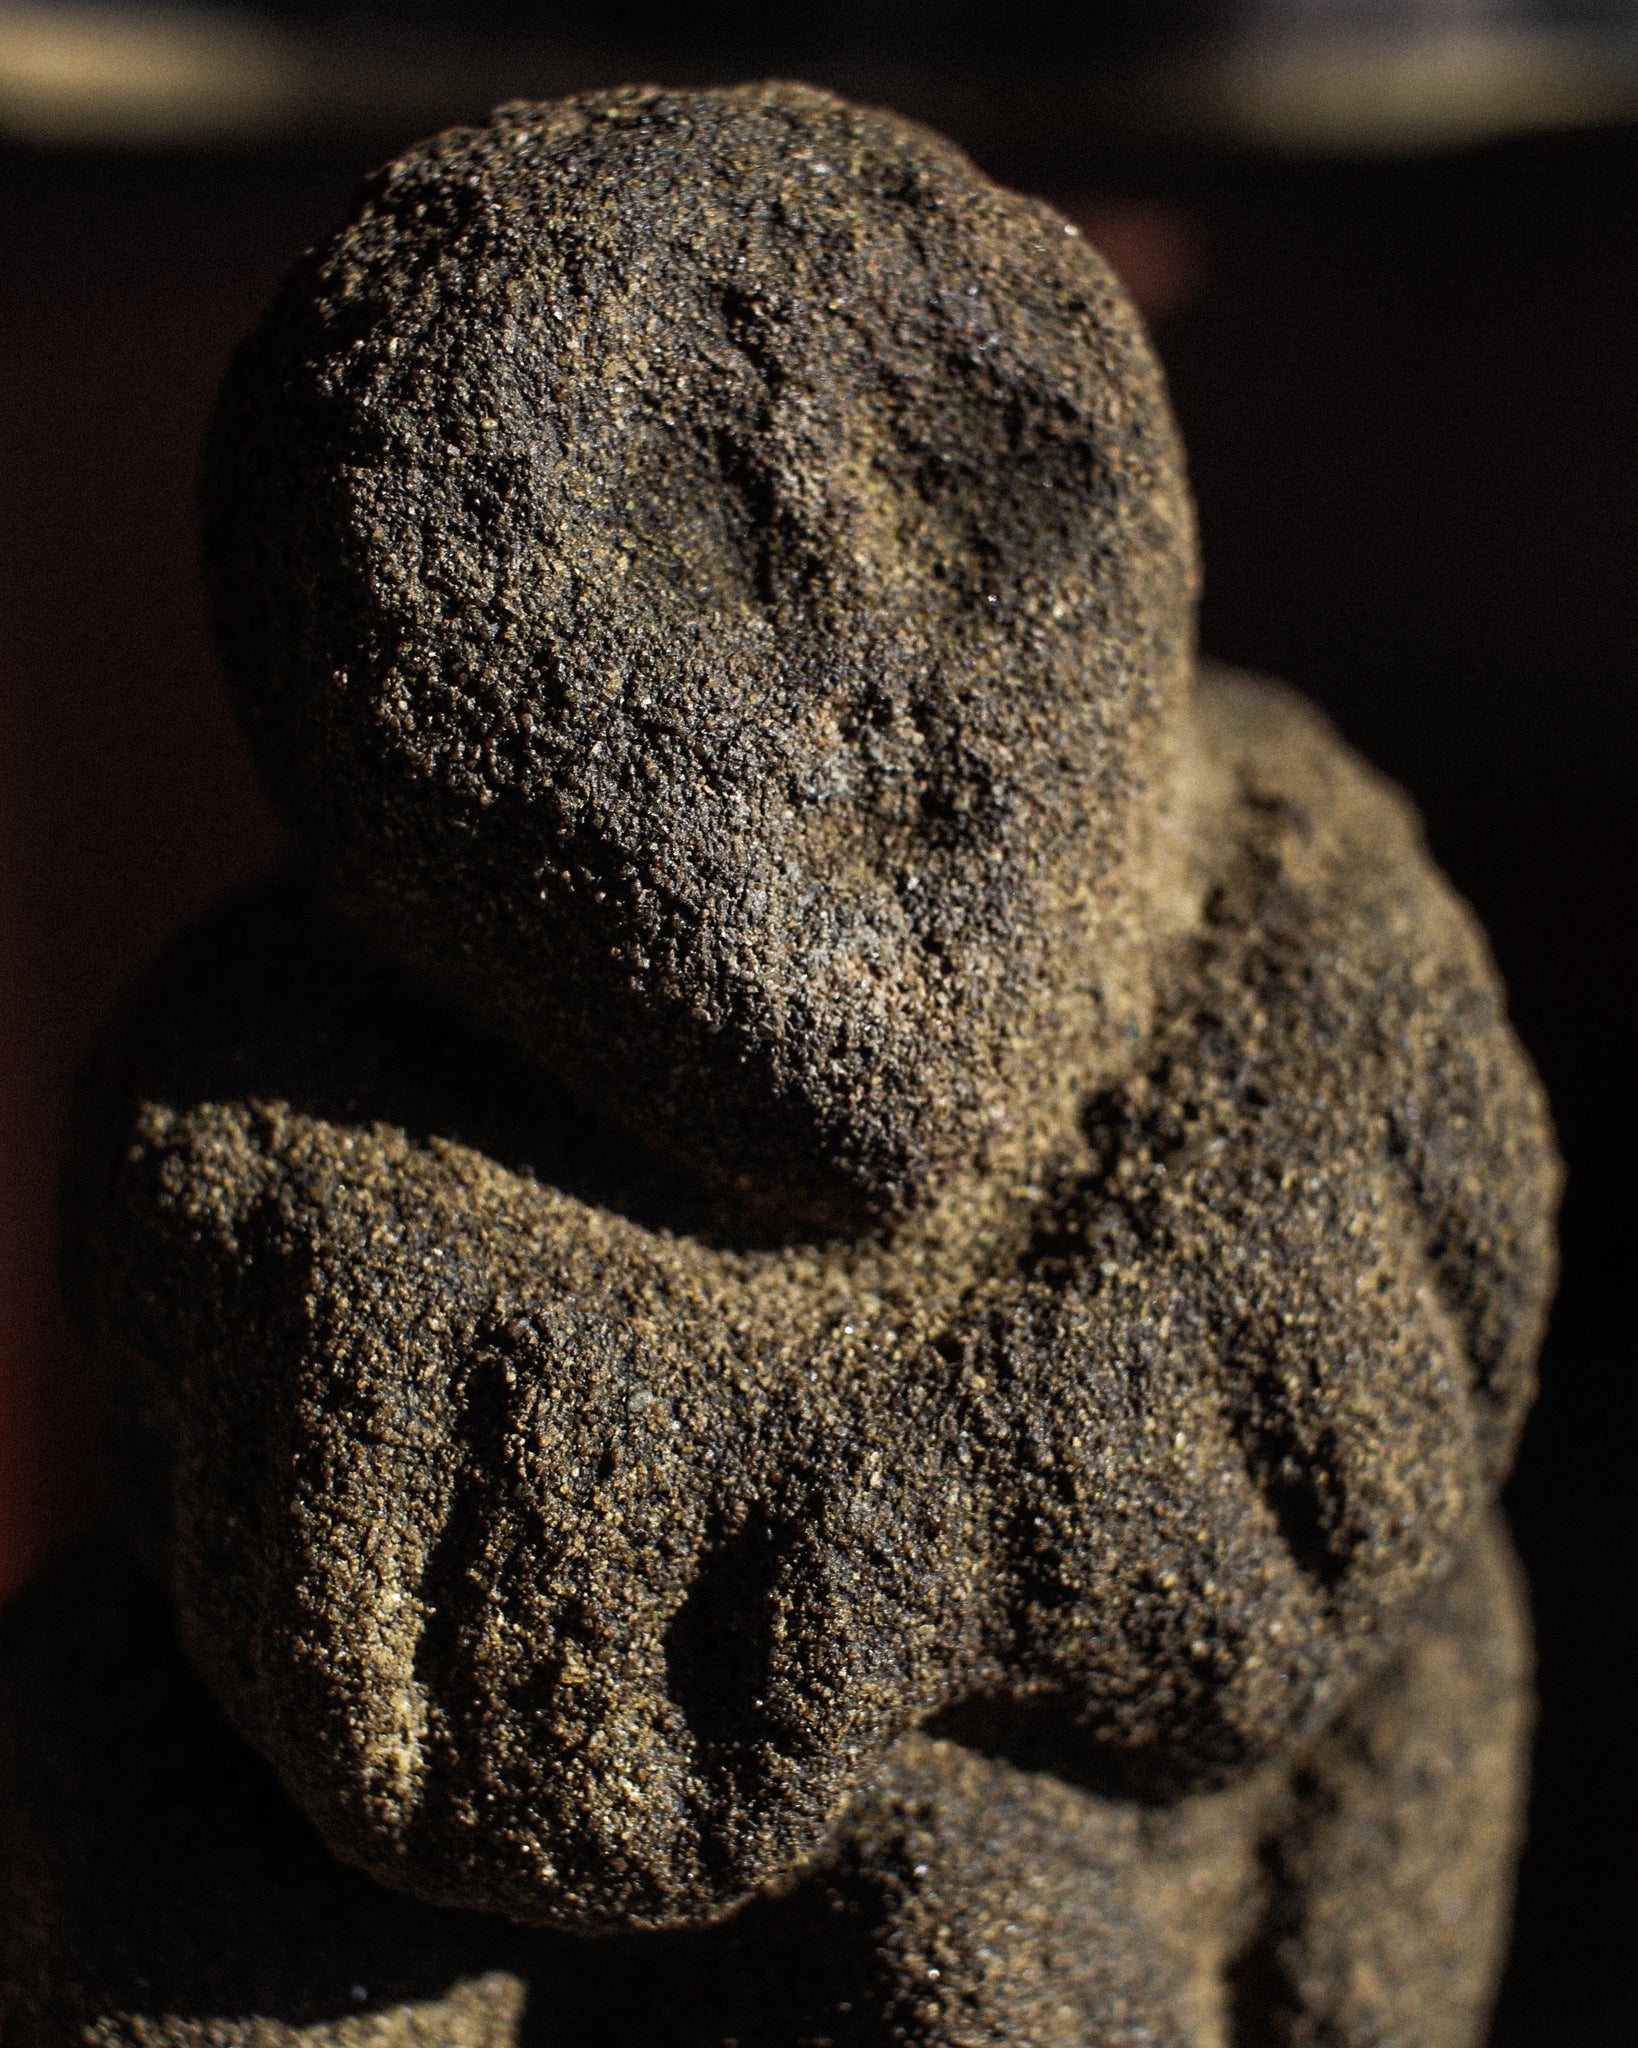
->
[1,15,1633,2039]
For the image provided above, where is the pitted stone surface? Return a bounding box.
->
[50,80,1557,2035]
[0,1544,528,2048]
[64,672,1557,1934]
[200,83,1196,1232]
[1,1524,1529,2047]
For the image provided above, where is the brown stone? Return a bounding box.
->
[0,1522,1529,2047]
[62,667,1556,1934]
[199,83,1196,1233]
[0,1543,527,2048]
[31,81,1559,2044]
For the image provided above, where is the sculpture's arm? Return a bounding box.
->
[62,882,976,1930]
[943,671,1556,1787]
[62,675,1557,1935]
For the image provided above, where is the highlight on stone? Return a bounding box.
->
[4,82,1558,2048]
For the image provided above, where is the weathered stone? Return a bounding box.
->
[0,1522,1529,2048]
[200,83,1197,1232]
[63,668,1556,1933]
[42,82,1557,2038]
[1227,1516,1533,2046]
[0,1543,528,2048]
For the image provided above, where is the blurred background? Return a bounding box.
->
[2,1,1633,2037]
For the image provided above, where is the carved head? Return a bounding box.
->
[204,84,1196,1227]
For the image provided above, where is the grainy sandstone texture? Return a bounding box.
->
[200,82,1197,1232]
[10,81,1560,2048]
[62,669,1554,1934]
[0,1519,1529,2047]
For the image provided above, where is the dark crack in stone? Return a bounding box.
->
[199,82,1197,1233]
[0,1522,1529,2048]
[62,669,1557,1934]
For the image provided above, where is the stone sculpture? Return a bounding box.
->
[1,82,1558,2047]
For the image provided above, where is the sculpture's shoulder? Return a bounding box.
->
[1178,663,1560,1464]
[1186,660,1469,947]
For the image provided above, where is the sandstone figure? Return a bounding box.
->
[3,82,1558,2048]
